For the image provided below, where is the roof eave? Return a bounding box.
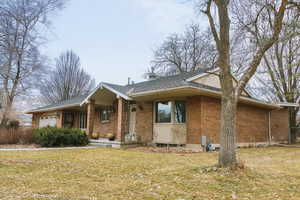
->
[131,86,281,109]
[25,103,81,114]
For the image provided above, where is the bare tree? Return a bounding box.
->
[151,24,217,75]
[199,0,296,167]
[40,50,95,104]
[253,8,300,143]
[0,0,67,126]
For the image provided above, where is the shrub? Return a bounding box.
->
[33,127,89,147]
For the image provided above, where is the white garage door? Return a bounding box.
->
[39,116,57,128]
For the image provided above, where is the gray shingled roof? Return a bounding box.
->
[28,69,214,113]
[29,68,268,113]
[27,95,88,113]
[104,67,218,95]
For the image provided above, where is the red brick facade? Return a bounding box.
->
[270,109,289,142]
[93,109,117,138]
[186,96,288,144]
[32,95,289,145]
[135,101,153,144]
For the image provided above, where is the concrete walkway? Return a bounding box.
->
[0,146,98,151]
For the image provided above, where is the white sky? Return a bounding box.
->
[42,0,205,85]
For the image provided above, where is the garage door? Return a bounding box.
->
[39,116,57,128]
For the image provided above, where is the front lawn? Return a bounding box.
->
[0,147,299,200]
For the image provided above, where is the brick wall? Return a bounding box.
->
[186,96,202,144]
[200,96,221,143]
[236,104,269,143]
[93,109,117,138]
[186,95,287,144]
[135,101,153,144]
[270,109,289,142]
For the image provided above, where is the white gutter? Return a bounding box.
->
[131,85,281,109]
[277,102,299,107]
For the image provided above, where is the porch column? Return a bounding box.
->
[86,100,95,137]
[116,97,125,142]
[32,114,39,129]
[56,111,63,128]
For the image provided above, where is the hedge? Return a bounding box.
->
[33,127,89,147]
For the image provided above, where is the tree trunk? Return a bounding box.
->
[219,79,238,167]
[0,95,13,127]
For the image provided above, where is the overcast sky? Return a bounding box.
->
[43,0,203,85]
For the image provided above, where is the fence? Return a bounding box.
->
[0,126,33,144]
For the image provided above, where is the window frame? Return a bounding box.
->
[155,101,172,123]
[174,100,186,123]
[154,100,186,124]
[100,109,110,122]
[79,112,87,129]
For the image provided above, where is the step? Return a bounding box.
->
[89,139,121,145]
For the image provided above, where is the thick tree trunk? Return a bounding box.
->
[0,95,13,127]
[219,75,238,167]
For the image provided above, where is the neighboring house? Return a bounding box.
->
[27,68,291,149]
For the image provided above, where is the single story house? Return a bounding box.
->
[27,68,291,149]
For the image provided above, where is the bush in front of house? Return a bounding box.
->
[33,127,89,147]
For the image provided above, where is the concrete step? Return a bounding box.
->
[89,139,121,145]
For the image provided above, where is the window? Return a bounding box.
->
[63,113,74,128]
[175,101,186,123]
[79,112,87,129]
[155,101,172,123]
[100,109,110,121]
[155,101,186,123]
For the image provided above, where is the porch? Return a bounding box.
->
[55,89,139,146]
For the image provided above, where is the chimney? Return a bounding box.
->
[146,72,159,80]
[127,77,131,85]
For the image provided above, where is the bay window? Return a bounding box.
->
[156,101,172,123]
[174,101,186,123]
[155,101,186,123]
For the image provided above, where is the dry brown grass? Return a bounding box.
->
[0,127,33,144]
[0,147,299,200]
